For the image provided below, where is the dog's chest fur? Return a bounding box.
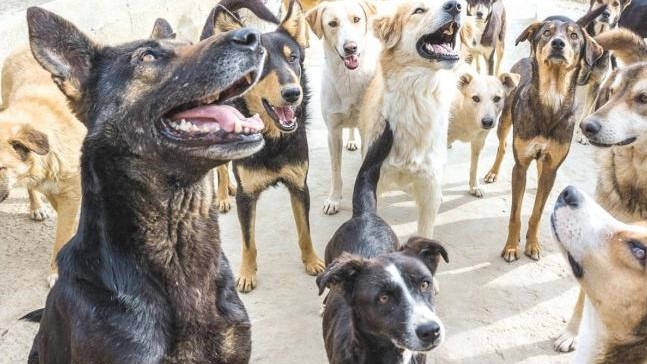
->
[597,145,647,222]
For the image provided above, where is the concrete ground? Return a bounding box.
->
[0,1,597,363]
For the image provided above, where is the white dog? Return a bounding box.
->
[306,0,380,215]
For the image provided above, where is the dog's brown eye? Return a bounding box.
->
[637,93,647,104]
[420,280,431,291]
[493,96,502,103]
[570,33,579,40]
[329,20,338,28]
[472,96,481,103]
[543,30,551,37]
[353,16,361,23]
[11,142,28,155]
[413,8,425,15]
[378,293,390,304]
[288,54,298,63]
[629,240,646,266]
[140,51,157,63]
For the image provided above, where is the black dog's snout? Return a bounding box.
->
[558,186,582,208]
[481,117,495,129]
[343,42,358,55]
[443,0,462,16]
[282,87,302,103]
[551,38,566,51]
[230,28,261,49]
[416,322,442,344]
[581,119,601,137]
[601,10,611,20]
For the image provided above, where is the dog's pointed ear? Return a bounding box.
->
[458,73,474,92]
[499,72,520,94]
[27,7,98,101]
[280,0,309,48]
[583,32,604,67]
[150,18,176,40]
[373,14,401,49]
[359,0,377,17]
[12,125,50,156]
[401,237,449,275]
[316,253,367,296]
[305,3,325,39]
[515,21,542,46]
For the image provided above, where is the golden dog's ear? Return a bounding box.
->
[359,0,377,17]
[373,14,401,49]
[12,126,50,156]
[305,3,325,39]
[281,0,309,48]
[499,73,520,94]
[212,7,244,37]
[515,21,542,46]
[150,18,176,40]
[583,32,604,67]
[457,73,474,91]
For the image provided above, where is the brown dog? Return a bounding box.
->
[0,47,85,287]
[489,16,603,262]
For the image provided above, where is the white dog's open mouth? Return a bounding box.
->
[341,54,360,70]
[416,21,460,62]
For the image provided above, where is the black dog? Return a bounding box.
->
[204,0,325,293]
[23,7,269,363]
[317,122,449,364]
[620,0,647,38]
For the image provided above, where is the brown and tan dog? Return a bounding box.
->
[487,16,603,262]
[0,47,85,287]
[460,0,507,75]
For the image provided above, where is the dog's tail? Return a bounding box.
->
[595,28,647,66]
[351,122,393,217]
[20,309,43,323]
[200,0,280,40]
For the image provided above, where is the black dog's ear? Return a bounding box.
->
[401,237,449,275]
[280,0,309,48]
[150,18,176,40]
[316,253,367,296]
[27,7,98,101]
[515,22,542,46]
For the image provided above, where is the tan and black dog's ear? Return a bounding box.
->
[281,0,309,48]
[316,253,367,296]
[305,3,325,39]
[27,7,98,101]
[200,0,279,41]
[499,72,520,94]
[515,21,542,46]
[583,32,604,67]
[373,14,401,49]
[359,0,378,17]
[12,125,50,156]
[457,73,474,92]
[150,18,176,40]
[401,237,449,275]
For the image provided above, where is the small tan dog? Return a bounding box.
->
[448,70,518,197]
[0,48,85,287]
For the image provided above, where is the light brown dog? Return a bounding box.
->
[0,48,85,287]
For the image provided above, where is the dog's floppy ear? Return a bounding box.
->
[12,125,50,156]
[515,21,542,46]
[359,0,378,17]
[281,0,310,48]
[305,3,325,39]
[401,237,449,275]
[373,14,401,49]
[457,73,474,92]
[316,253,367,297]
[499,72,520,94]
[27,7,98,101]
[150,18,176,40]
[582,32,604,67]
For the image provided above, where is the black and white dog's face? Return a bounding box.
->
[318,238,449,352]
[466,0,498,20]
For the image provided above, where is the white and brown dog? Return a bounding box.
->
[552,186,647,364]
[306,0,380,215]
[360,0,463,238]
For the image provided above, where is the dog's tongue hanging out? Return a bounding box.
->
[344,55,360,70]
[171,105,264,134]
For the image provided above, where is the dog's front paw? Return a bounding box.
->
[525,240,542,261]
[345,141,358,151]
[47,273,59,288]
[218,198,231,214]
[501,242,520,262]
[236,272,257,293]
[30,207,51,221]
[484,170,498,184]
[304,255,326,276]
[469,186,485,198]
[554,329,577,353]
[323,198,340,215]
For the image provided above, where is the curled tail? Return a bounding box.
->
[595,28,647,65]
[352,122,393,217]
[20,309,43,322]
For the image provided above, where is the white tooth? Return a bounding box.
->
[213,92,220,102]
[234,118,243,133]
[213,124,221,131]
[245,73,253,84]
[202,126,209,133]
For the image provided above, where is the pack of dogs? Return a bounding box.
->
[0,0,645,362]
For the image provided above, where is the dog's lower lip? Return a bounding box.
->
[568,252,584,278]
[589,137,637,148]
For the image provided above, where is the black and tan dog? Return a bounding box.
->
[620,0,647,38]
[318,122,449,364]
[204,0,325,293]
[484,16,603,262]
[22,7,267,363]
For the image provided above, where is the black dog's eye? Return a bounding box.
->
[637,93,647,104]
[629,240,646,265]
[378,293,390,304]
[543,29,551,37]
[570,33,579,40]
[493,96,502,103]
[288,54,298,63]
[353,16,361,23]
[420,280,432,292]
[413,8,425,15]
[139,51,157,63]
[472,96,481,103]
[329,20,338,28]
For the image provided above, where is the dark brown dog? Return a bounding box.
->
[486,16,603,262]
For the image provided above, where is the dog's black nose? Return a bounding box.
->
[343,42,358,55]
[602,10,611,20]
[443,0,462,16]
[281,87,302,103]
[481,117,495,129]
[551,38,566,50]
[230,28,261,49]
[558,186,582,208]
[581,119,601,137]
[416,322,442,344]
[476,11,484,18]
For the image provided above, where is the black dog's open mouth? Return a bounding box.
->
[262,99,298,133]
[589,137,637,148]
[416,21,460,62]
[159,70,264,147]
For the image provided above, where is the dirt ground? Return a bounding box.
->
[0,1,598,363]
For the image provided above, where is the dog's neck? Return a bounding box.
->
[348,316,425,364]
[534,60,579,114]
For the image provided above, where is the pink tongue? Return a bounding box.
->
[171,105,264,133]
[344,55,360,69]
[275,106,295,123]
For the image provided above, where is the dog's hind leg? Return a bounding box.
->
[288,180,325,276]
[28,189,51,221]
[484,102,512,183]
[216,164,235,213]
[236,189,261,293]
[324,123,344,215]
[554,289,584,352]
